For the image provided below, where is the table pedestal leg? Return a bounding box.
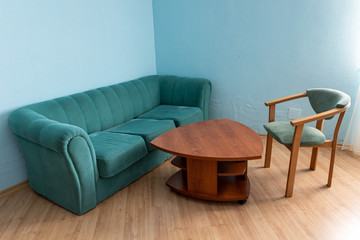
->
[187,158,218,196]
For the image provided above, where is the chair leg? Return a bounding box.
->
[264,133,273,168]
[310,147,319,170]
[285,125,303,198]
[285,144,301,197]
[310,119,324,171]
[328,144,337,187]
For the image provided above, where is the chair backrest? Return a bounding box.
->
[306,88,351,120]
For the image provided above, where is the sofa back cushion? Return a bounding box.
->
[22,76,160,134]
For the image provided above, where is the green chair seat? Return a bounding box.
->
[264,121,326,146]
[138,105,203,127]
[89,132,147,178]
[106,118,176,150]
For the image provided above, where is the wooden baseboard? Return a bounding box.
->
[0,180,29,199]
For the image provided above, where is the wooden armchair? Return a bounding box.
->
[264,88,351,197]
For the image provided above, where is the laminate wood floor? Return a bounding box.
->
[1,136,360,240]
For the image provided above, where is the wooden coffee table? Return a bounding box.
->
[151,118,263,203]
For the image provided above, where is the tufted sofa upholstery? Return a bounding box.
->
[8,75,212,215]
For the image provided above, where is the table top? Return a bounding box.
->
[151,119,263,161]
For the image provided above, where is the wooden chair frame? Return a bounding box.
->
[264,92,350,197]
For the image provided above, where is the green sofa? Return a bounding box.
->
[8,75,212,215]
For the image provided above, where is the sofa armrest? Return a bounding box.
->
[9,109,88,152]
[8,108,98,215]
[159,75,212,120]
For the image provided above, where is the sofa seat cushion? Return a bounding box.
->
[138,105,203,127]
[89,132,147,178]
[107,118,176,150]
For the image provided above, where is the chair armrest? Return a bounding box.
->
[159,75,212,120]
[265,92,308,106]
[290,105,350,126]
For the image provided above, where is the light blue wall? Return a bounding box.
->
[153,0,360,138]
[2,0,360,191]
[0,0,156,191]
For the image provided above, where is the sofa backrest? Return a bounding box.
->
[159,75,212,120]
[21,75,160,134]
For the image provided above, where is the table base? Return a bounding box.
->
[166,157,250,201]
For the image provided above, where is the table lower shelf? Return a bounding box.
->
[166,170,250,201]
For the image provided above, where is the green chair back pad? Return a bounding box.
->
[306,88,350,120]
